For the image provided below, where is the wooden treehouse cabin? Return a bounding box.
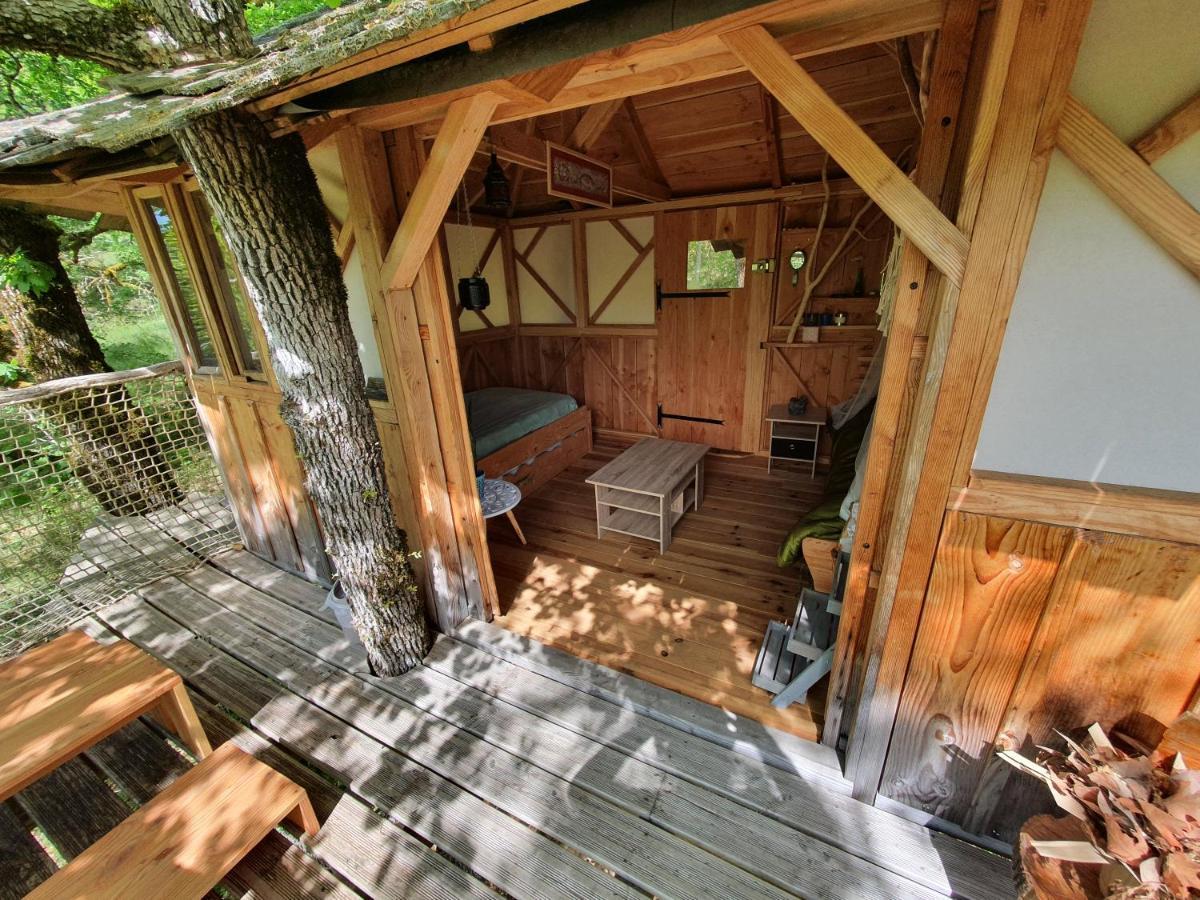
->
[0,0,1197,896]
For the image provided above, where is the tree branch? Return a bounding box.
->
[0,1,175,73]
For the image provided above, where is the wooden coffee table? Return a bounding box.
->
[587,438,709,553]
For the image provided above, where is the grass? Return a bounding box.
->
[88,315,176,372]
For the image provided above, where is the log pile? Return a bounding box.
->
[1002,720,1200,898]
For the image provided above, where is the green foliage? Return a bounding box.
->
[245,0,335,34]
[686,239,747,291]
[0,2,335,122]
[0,360,27,386]
[0,52,110,119]
[88,316,175,370]
[0,250,54,297]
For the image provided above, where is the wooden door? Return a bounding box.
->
[655,204,778,450]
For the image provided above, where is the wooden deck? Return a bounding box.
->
[2,544,1011,899]
[489,434,828,738]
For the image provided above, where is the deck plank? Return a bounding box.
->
[150,557,1008,900]
[424,637,1011,900]
[0,801,56,899]
[45,532,1012,900]
[95,591,642,900]
[137,578,799,900]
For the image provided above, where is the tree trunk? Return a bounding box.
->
[0,206,183,515]
[176,108,431,675]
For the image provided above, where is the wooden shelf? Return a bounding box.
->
[600,507,659,541]
[596,486,657,515]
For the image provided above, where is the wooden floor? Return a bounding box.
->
[3,540,1011,899]
[489,434,828,738]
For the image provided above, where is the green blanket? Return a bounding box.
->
[777,402,874,568]
[464,387,579,460]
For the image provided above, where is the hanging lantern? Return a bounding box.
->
[483,150,511,210]
[458,273,491,311]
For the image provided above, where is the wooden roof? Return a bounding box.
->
[456,41,921,216]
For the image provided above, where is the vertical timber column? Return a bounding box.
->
[845,0,1094,802]
[823,0,983,748]
[338,125,473,628]
[391,126,500,622]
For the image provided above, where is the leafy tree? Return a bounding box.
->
[0,0,429,675]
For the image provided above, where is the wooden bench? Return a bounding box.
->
[0,630,212,802]
[28,741,319,899]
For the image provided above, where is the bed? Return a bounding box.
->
[466,387,592,498]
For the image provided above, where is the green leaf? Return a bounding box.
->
[0,251,55,297]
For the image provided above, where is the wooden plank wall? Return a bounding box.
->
[456,195,889,454]
[880,507,1200,845]
[460,332,659,438]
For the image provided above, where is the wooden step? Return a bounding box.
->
[28,742,317,900]
[751,620,806,694]
[786,588,836,660]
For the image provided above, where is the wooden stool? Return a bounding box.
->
[0,630,211,802]
[28,742,319,899]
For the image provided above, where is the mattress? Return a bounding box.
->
[464,387,579,460]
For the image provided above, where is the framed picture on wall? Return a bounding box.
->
[546,142,613,207]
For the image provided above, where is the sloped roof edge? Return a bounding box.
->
[0,0,500,170]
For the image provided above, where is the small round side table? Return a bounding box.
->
[479,478,526,544]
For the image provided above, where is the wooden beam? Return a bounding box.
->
[1131,90,1200,164]
[759,87,785,188]
[951,470,1200,547]
[568,98,623,151]
[1057,94,1200,280]
[382,92,502,292]
[822,0,982,751]
[507,57,587,103]
[722,25,970,287]
[467,34,496,53]
[258,0,587,110]
[844,0,1093,803]
[352,1,944,133]
[619,99,670,190]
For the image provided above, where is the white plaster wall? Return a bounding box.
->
[586,216,655,325]
[514,224,576,324]
[307,145,384,382]
[972,0,1200,492]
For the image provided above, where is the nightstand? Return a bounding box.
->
[765,403,828,476]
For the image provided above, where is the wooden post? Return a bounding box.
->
[843,0,1094,802]
[822,0,982,750]
[391,127,502,620]
[382,92,503,291]
[338,125,479,629]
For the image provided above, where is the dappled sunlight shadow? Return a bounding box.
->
[488,445,825,740]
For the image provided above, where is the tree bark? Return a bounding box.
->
[176,108,431,675]
[0,206,183,515]
[0,1,170,74]
[140,0,253,62]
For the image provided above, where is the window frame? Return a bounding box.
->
[180,182,269,382]
[130,184,225,375]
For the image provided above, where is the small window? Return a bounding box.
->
[143,199,219,370]
[192,193,263,376]
[686,238,746,290]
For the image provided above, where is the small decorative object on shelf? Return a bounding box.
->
[833,311,848,326]
[788,396,808,416]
